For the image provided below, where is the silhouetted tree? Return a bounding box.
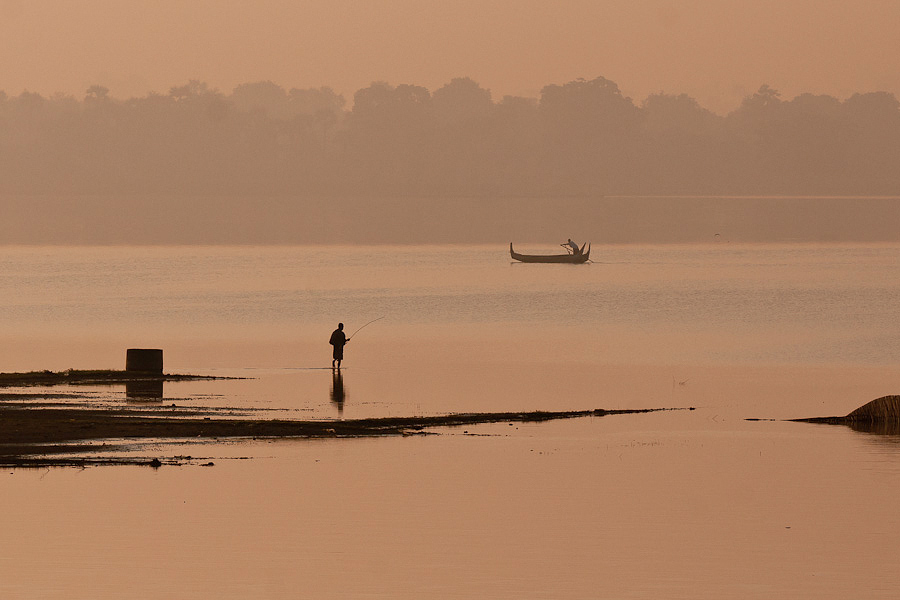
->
[538,76,643,193]
[85,85,110,102]
[840,92,900,192]
[540,76,642,133]
[1,75,900,197]
[169,80,211,102]
[640,93,725,193]
[774,93,844,192]
[14,90,47,112]
[491,95,541,192]
[351,81,431,126]
[343,82,434,192]
[286,86,346,157]
[231,80,289,119]
[288,86,345,116]
[424,78,497,193]
[432,77,493,125]
[643,93,719,135]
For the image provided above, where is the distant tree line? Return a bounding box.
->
[1,76,898,196]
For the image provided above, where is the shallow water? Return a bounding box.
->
[3,244,900,598]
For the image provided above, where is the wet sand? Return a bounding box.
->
[0,369,231,387]
[1,401,688,467]
[1,370,689,467]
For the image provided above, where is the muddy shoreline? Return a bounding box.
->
[1,405,688,467]
[0,369,236,387]
[1,400,690,468]
[1,369,693,468]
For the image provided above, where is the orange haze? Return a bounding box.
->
[2,0,899,115]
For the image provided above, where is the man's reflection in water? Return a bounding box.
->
[330,369,346,416]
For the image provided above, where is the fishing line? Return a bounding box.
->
[347,316,385,340]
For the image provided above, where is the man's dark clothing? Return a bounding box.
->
[329,328,347,361]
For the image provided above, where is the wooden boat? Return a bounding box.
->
[509,242,591,263]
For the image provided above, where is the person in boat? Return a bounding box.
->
[562,239,581,255]
[329,323,348,369]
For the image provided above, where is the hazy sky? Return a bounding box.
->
[2,0,899,114]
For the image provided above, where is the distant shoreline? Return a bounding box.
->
[4,195,900,245]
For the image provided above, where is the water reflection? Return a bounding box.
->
[125,379,164,401]
[330,369,346,415]
[848,420,900,438]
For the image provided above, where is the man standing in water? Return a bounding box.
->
[329,323,348,369]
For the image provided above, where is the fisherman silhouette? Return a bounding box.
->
[329,322,348,369]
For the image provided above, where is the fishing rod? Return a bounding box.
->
[347,316,385,340]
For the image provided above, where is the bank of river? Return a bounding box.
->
[1,369,690,467]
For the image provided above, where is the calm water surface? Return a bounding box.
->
[2,244,900,598]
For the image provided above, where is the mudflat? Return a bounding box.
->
[0,369,229,387]
[1,370,688,467]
